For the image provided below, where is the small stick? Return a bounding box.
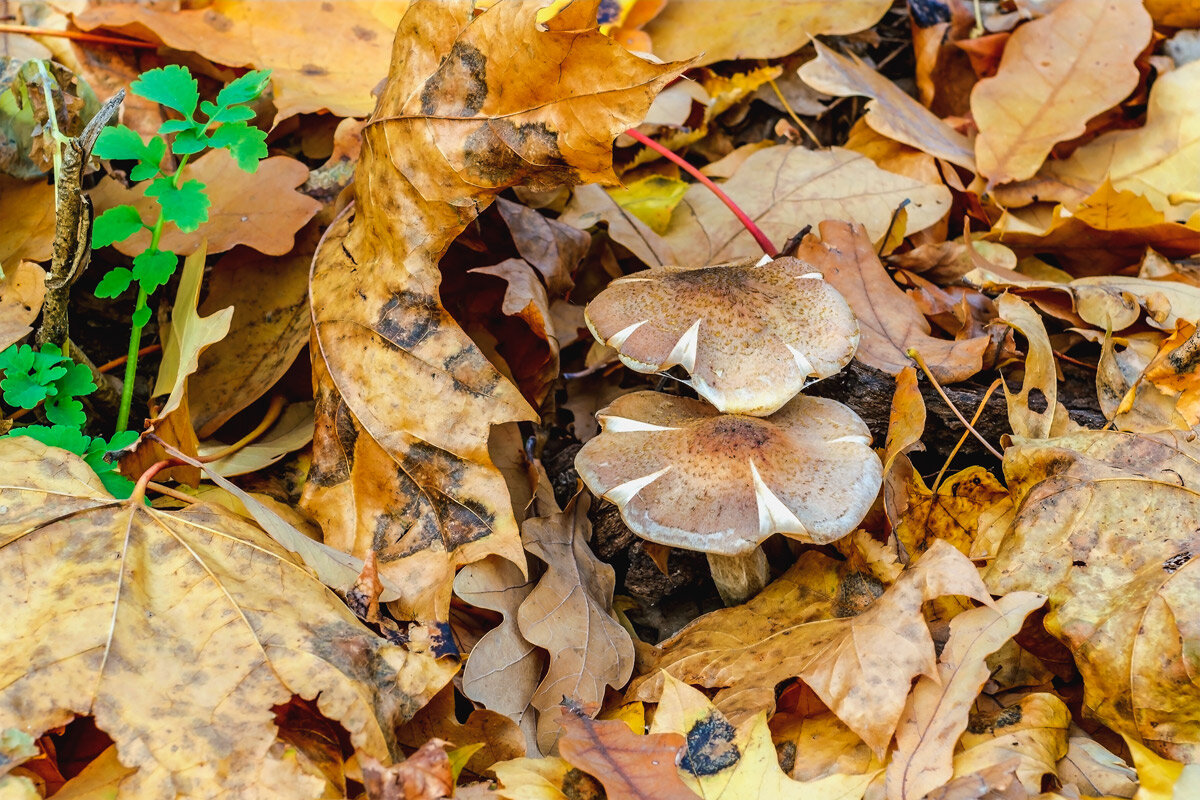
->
[907,348,1004,461]
[199,395,286,463]
[147,481,199,505]
[0,23,159,49]
[761,67,821,147]
[930,378,1003,494]
[97,344,163,375]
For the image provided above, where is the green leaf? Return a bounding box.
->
[202,104,255,124]
[132,305,152,328]
[0,344,70,409]
[132,248,179,293]
[170,127,209,155]
[146,177,209,232]
[130,136,168,182]
[1,370,51,409]
[207,122,267,172]
[0,344,31,374]
[93,126,151,161]
[158,118,195,134]
[95,267,134,298]
[3,426,138,499]
[131,64,199,118]
[43,393,86,427]
[215,70,271,107]
[55,361,97,399]
[92,205,144,248]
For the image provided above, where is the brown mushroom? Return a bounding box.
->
[574,391,882,603]
[584,257,858,417]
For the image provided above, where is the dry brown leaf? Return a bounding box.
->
[884,366,927,472]
[892,467,1011,559]
[559,183,677,268]
[72,1,408,121]
[663,147,951,265]
[190,221,317,437]
[953,693,1070,796]
[0,437,456,800]
[886,592,1046,800]
[970,0,1151,184]
[469,258,558,405]
[643,0,890,65]
[558,705,698,800]
[1045,59,1200,221]
[633,540,992,755]
[198,401,314,477]
[0,177,53,270]
[492,754,604,800]
[396,685,525,780]
[0,261,45,351]
[361,740,454,800]
[92,150,320,258]
[1056,730,1138,798]
[996,294,1073,440]
[516,494,635,753]
[795,221,988,382]
[304,1,682,620]
[771,710,881,783]
[986,429,1200,761]
[799,42,975,170]
[496,197,588,298]
[454,556,545,756]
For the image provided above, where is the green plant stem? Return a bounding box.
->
[113,154,189,434]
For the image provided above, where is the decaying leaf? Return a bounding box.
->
[662,146,951,265]
[970,0,1150,184]
[0,177,54,269]
[0,261,45,351]
[517,494,635,752]
[492,754,604,800]
[396,685,525,780]
[892,466,1010,559]
[0,437,456,800]
[559,182,677,268]
[1056,730,1137,798]
[304,0,682,620]
[360,740,453,800]
[953,693,1070,796]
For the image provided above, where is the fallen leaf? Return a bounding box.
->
[884,366,926,471]
[663,146,951,265]
[558,704,698,800]
[72,1,409,121]
[0,436,456,799]
[1045,58,1200,220]
[986,430,1200,761]
[492,755,604,800]
[1123,736,1200,800]
[198,400,314,477]
[953,693,1070,795]
[633,541,993,755]
[770,710,881,783]
[516,494,635,752]
[996,293,1076,439]
[643,0,890,65]
[794,221,988,382]
[885,593,1046,800]
[559,183,677,268]
[189,220,317,437]
[454,556,545,756]
[606,175,690,234]
[92,150,321,257]
[0,177,53,269]
[304,1,682,620]
[0,261,45,351]
[969,0,1151,184]
[892,466,1011,559]
[361,740,453,800]
[1056,731,1138,798]
[650,675,878,800]
[496,197,589,298]
[396,685,525,779]
[469,258,559,405]
[799,41,975,170]
[1130,321,1200,427]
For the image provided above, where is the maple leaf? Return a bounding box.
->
[0,437,456,800]
[304,0,683,620]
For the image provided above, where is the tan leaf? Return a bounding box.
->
[633,541,992,755]
[305,1,683,620]
[892,467,1011,559]
[643,0,890,65]
[469,258,559,404]
[0,261,45,351]
[396,685,526,779]
[1056,730,1138,798]
[0,177,53,268]
[650,675,878,800]
[559,183,678,268]
[794,221,987,382]
[492,755,604,800]
[454,556,545,756]
[886,592,1046,800]
[884,366,927,472]
[0,437,456,800]
[360,740,454,800]
[996,293,1073,440]
[72,1,409,121]
[770,709,881,782]
[953,693,1070,795]
[91,151,321,257]
[198,401,314,477]
[1045,59,1200,220]
[190,220,317,437]
[799,41,975,170]
[663,147,951,265]
[986,430,1200,761]
[496,197,589,298]
[516,494,635,753]
[558,706,698,800]
[970,0,1151,184]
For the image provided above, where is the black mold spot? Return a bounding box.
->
[421,41,488,117]
[351,24,377,41]
[908,0,952,27]
[1072,560,1086,567]
[680,711,740,776]
[462,120,574,188]
[301,64,328,77]
[377,290,439,350]
[968,704,1024,734]
[776,740,797,775]
[834,571,885,618]
[1164,551,1192,573]
[561,767,604,800]
[597,0,623,24]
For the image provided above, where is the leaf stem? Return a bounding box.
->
[623,127,778,257]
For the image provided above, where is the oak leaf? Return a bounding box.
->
[633,541,992,755]
[970,0,1151,184]
[72,1,407,121]
[952,693,1070,796]
[663,147,951,265]
[516,494,635,752]
[794,221,988,382]
[304,0,683,620]
[0,437,456,800]
[986,430,1200,761]
[396,685,525,780]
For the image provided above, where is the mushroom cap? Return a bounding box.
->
[574,391,882,556]
[584,257,859,416]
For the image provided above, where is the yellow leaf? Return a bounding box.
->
[970,0,1151,184]
[953,693,1070,795]
[493,755,604,800]
[1126,737,1200,799]
[607,175,690,234]
[892,466,1010,558]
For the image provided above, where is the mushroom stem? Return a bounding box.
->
[707,548,770,606]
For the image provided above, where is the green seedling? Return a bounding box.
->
[6,425,139,497]
[90,64,271,433]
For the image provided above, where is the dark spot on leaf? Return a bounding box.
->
[777,740,796,774]
[968,704,1024,734]
[461,120,575,189]
[321,1,333,10]
[907,0,952,27]
[1027,388,1047,413]
[421,41,488,117]
[1164,551,1192,573]
[680,711,740,776]
[426,621,459,657]
[203,10,233,32]
[1072,560,1086,567]
[301,64,328,77]
[351,24,377,41]
[833,571,885,617]
[308,392,356,486]
[561,767,604,800]
[376,290,438,350]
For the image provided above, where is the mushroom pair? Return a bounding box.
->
[574,256,883,604]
